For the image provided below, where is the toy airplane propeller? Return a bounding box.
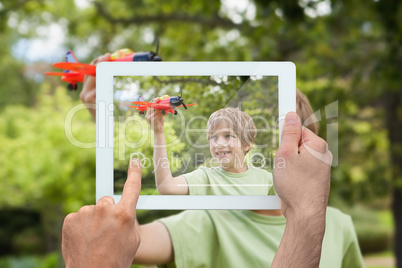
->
[130,89,196,115]
[45,40,161,91]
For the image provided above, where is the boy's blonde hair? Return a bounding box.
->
[296,89,319,135]
[206,107,256,153]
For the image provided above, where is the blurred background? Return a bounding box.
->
[0,0,401,267]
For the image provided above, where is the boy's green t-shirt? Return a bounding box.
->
[158,207,364,268]
[183,166,276,195]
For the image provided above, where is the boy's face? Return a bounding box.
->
[208,122,251,172]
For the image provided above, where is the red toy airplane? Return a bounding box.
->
[45,45,161,91]
[130,94,196,115]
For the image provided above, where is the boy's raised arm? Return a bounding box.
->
[80,53,111,120]
[145,101,189,195]
[133,220,174,264]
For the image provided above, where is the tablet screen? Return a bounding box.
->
[112,75,279,196]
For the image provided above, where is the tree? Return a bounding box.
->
[0,85,96,260]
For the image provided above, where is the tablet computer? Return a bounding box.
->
[96,62,295,209]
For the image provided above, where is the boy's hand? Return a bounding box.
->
[62,159,142,268]
[273,112,332,218]
[80,53,111,120]
[145,98,165,134]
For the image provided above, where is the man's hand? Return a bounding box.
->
[62,159,142,268]
[145,98,165,134]
[80,53,111,120]
[272,112,332,268]
[273,112,332,218]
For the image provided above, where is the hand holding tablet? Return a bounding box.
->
[272,112,332,267]
[273,112,332,218]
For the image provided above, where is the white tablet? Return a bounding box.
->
[96,62,295,209]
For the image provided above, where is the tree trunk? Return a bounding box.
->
[385,90,402,268]
[393,188,402,268]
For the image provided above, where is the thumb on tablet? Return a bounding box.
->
[119,158,142,209]
[277,112,302,157]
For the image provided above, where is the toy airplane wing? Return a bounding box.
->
[44,72,82,77]
[177,103,196,108]
[53,62,96,76]
[45,72,70,76]
[131,101,171,109]
[44,71,85,85]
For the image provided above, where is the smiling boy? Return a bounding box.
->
[146,104,275,195]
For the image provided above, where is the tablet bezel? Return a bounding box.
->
[96,62,295,210]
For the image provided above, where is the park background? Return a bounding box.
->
[0,0,401,267]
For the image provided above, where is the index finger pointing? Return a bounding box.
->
[119,158,142,209]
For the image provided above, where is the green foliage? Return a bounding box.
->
[0,84,96,213]
[0,83,98,261]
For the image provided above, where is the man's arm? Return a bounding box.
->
[272,112,332,268]
[145,102,189,195]
[272,211,326,267]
